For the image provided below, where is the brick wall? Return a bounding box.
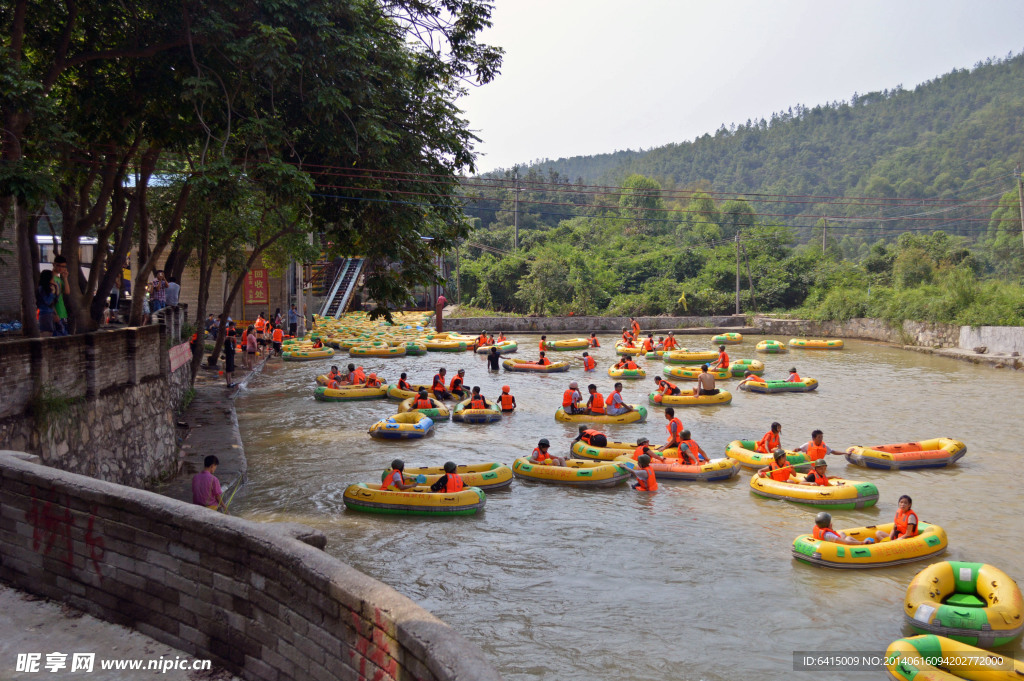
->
[0,322,193,488]
[0,451,504,681]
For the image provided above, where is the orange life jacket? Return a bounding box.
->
[449,376,464,392]
[587,392,605,414]
[756,431,781,454]
[624,359,638,370]
[768,460,792,482]
[443,473,464,493]
[254,318,266,331]
[607,390,624,409]
[414,397,434,409]
[663,336,678,350]
[365,376,382,388]
[272,328,283,342]
[894,509,919,538]
[679,439,703,464]
[806,442,828,461]
[327,379,341,390]
[624,339,635,348]
[583,356,596,371]
[747,374,766,383]
[351,368,366,384]
[631,446,647,461]
[539,340,547,351]
[642,338,653,352]
[497,334,507,342]
[478,334,488,346]
[581,429,604,446]
[532,447,551,463]
[537,357,551,366]
[631,321,641,337]
[312,340,323,349]
[487,336,495,345]
[789,372,802,382]
[398,378,411,391]
[658,380,678,394]
[432,374,446,392]
[470,395,486,409]
[718,350,729,368]
[328,371,342,383]
[562,389,579,407]
[665,417,683,444]
[499,393,515,410]
[806,469,831,486]
[812,525,839,541]
[589,337,600,347]
[635,465,657,491]
[382,469,404,490]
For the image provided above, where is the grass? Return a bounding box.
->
[447,305,526,319]
[29,384,84,428]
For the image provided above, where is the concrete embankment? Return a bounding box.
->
[0,448,504,681]
[443,313,749,334]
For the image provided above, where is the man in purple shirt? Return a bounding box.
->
[192,455,228,513]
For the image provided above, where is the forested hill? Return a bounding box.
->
[510,52,1024,207]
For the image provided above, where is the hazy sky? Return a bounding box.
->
[459,1,1024,173]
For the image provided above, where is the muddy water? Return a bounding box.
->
[233,334,1024,681]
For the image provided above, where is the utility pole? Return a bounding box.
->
[513,166,520,252]
[822,218,827,255]
[1017,163,1024,251]
[735,233,741,315]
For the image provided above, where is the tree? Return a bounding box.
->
[618,174,664,235]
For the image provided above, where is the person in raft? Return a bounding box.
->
[327,365,343,385]
[756,422,782,454]
[631,437,666,463]
[468,386,487,410]
[429,462,465,493]
[192,455,228,513]
[498,385,516,412]
[625,454,658,491]
[413,389,434,410]
[396,372,413,392]
[813,512,873,545]
[641,334,655,353]
[573,424,608,447]
[562,381,584,415]
[737,370,766,388]
[537,351,552,366]
[449,368,467,398]
[580,351,597,371]
[801,458,843,486]
[876,495,919,542]
[710,344,730,371]
[588,333,600,348]
[529,438,565,466]
[656,407,684,452]
[696,365,719,396]
[431,368,452,400]
[758,448,795,481]
[653,376,682,396]
[496,330,507,342]
[345,363,366,385]
[585,384,605,415]
[787,367,802,382]
[793,429,841,462]
[676,430,709,465]
[663,332,679,351]
[382,459,419,491]
[605,382,633,416]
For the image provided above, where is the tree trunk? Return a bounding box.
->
[190,215,212,381]
[15,203,39,336]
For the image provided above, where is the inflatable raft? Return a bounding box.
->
[845,438,967,470]
[385,384,436,401]
[511,458,629,487]
[885,635,1024,679]
[729,358,765,376]
[403,463,514,492]
[648,391,732,406]
[283,348,336,361]
[664,350,719,365]
[608,366,647,379]
[749,474,879,509]
[398,396,451,421]
[554,406,647,424]
[368,412,435,440]
[342,483,485,516]
[502,359,570,373]
[424,339,469,352]
[313,385,388,402]
[403,341,427,356]
[789,338,844,350]
[711,332,743,344]
[755,339,788,354]
[571,440,636,461]
[545,338,590,351]
[792,521,947,568]
[662,365,731,381]
[350,343,406,357]
[739,377,819,393]
[616,454,741,482]
[904,561,1024,647]
[614,343,645,356]
[725,440,813,471]
[475,340,518,355]
[452,399,502,424]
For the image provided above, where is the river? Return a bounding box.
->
[233,333,1024,681]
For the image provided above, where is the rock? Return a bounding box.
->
[1012,352,1020,357]
[973,346,987,354]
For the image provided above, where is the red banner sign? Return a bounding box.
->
[243,268,269,305]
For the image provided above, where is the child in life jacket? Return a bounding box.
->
[625,454,657,492]
[529,438,565,466]
[813,512,873,544]
[430,461,465,493]
[498,385,516,412]
[877,495,919,542]
[573,424,607,448]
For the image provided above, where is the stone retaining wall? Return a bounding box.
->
[754,316,962,347]
[443,314,747,333]
[0,450,503,681]
[0,322,193,488]
[957,326,1024,355]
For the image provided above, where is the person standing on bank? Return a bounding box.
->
[165,276,180,308]
[192,455,228,513]
[36,270,59,337]
[288,304,299,337]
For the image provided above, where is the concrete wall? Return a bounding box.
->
[958,326,1024,355]
[754,316,961,347]
[0,322,193,488]
[444,314,748,334]
[0,450,504,681]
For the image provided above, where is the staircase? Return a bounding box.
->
[317,257,364,318]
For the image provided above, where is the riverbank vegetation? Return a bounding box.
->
[455,53,1024,327]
